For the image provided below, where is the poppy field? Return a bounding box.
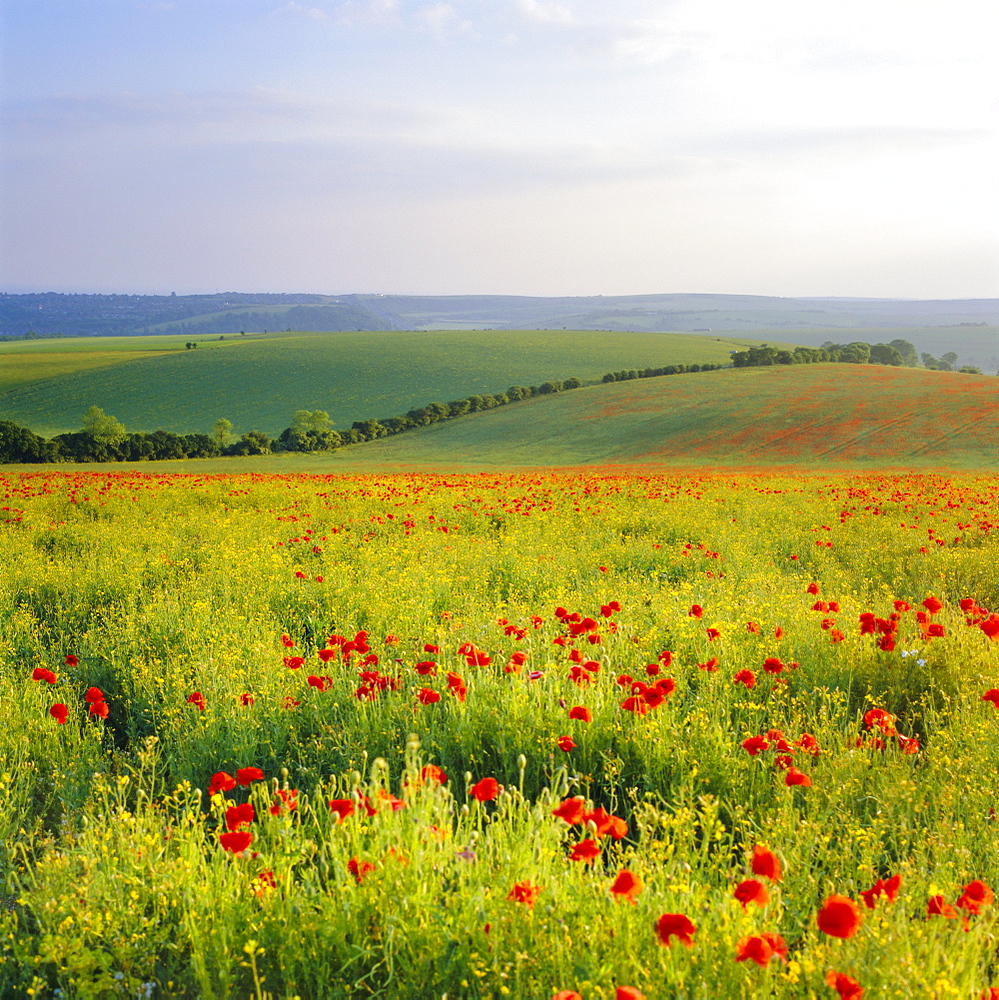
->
[2,468,999,998]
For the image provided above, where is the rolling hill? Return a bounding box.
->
[183,363,999,473]
[0,329,779,437]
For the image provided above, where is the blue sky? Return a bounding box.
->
[1,0,997,297]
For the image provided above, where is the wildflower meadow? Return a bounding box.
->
[2,469,999,999]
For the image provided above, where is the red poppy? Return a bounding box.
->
[553,992,582,1000]
[329,798,355,822]
[507,880,541,908]
[347,857,376,884]
[88,699,109,719]
[187,691,206,711]
[419,764,447,786]
[568,705,592,723]
[32,668,57,684]
[219,830,253,854]
[236,767,265,786]
[922,596,943,614]
[860,874,901,909]
[620,695,648,715]
[742,735,770,756]
[763,657,784,674]
[735,933,787,967]
[982,690,999,708]
[84,686,104,703]
[552,796,587,825]
[733,669,756,688]
[49,703,68,724]
[470,777,499,802]
[817,895,862,938]
[784,767,811,787]
[655,913,695,948]
[807,582,820,595]
[616,990,645,1000]
[239,692,255,706]
[609,869,642,903]
[956,879,993,915]
[698,657,719,672]
[569,838,600,862]
[226,802,255,830]
[209,771,236,796]
[826,971,864,999]
[688,604,703,618]
[927,894,957,918]
[705,628,721,641]
[557,735,576,752]
[733,878,769,910]
[270,789,298,815]
[752,845,782,882]
[417,687,441,705]
[414,660,438,676]
[64,654,78,667]
[584,807,628,839]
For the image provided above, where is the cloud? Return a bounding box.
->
[517,0,574,24]
[333,0,402,27]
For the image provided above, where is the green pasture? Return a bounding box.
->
[0,329,783,438]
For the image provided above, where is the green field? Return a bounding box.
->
[0,330,788,438]
[180,363,999,474]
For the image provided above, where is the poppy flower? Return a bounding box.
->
[609,869,642,903]
[926,894,957,918]
[419,764,447,786]
[270,788,298,814]
[557,735,576,752]
[705,628,721,641]
[209,771,236,796]
[226,802,255,830]
[584,807,628,839]
[307,674,333,691]
[64,654,78,667]
[552,796,587,825]
[417,687,441,705]
[414,660,437,676]
[733,878,769,910]
[785,767,811,787]
[569,838,600,862]
[187,691,206,711]
[982,690,999,708]
[240,692,255,706]
[507,880,541,908]
[329,798,355,822]
[689,604,704,618]
[735,933,787,967]
[956,879,993,915]
[763,657,784,674]
[88,699,109,719]
[236,767,265,786]
[470,777,499,802]
[817,895,862,938]
[922,596,943,614]
[860,874,901,909]
[698,657,719,672]
[616,990,644,1000]
[553,992,582,1000]
[655,913,695,948]
[32,668,57,684]
[826,971,864,999]
[347,857,376,884]
[733,669,756,689]
[219,830,253,854]
[84,686,104,703]
[568,705,592,723]
[620,695,648,715]
[49,703,68,724]
[742,735,770,756]
[752,845,782,882]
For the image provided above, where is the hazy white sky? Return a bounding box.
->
[2,0,997,297]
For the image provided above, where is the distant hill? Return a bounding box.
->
[3,291,997,365]
[310,363,999,472]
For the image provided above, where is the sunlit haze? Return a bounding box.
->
[2,0,997,297]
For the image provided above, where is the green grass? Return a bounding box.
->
[0,329,788,438]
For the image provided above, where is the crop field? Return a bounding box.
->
[2,469,999,998]
[0,330,782,438]
[261,364,999,473]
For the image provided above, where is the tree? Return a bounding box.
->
[82,406,126,445]
[921,353,940,370]
[939,352,958,372]
[888,339,918,366]
[212,418,235,447]
[292,410,332,434]
[869,344,903,366]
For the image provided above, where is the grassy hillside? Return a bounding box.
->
[0,328,777,437]
[279,363,999,472]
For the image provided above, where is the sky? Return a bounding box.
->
[1,0,997,298]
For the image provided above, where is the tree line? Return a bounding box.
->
[730,339,982,373]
